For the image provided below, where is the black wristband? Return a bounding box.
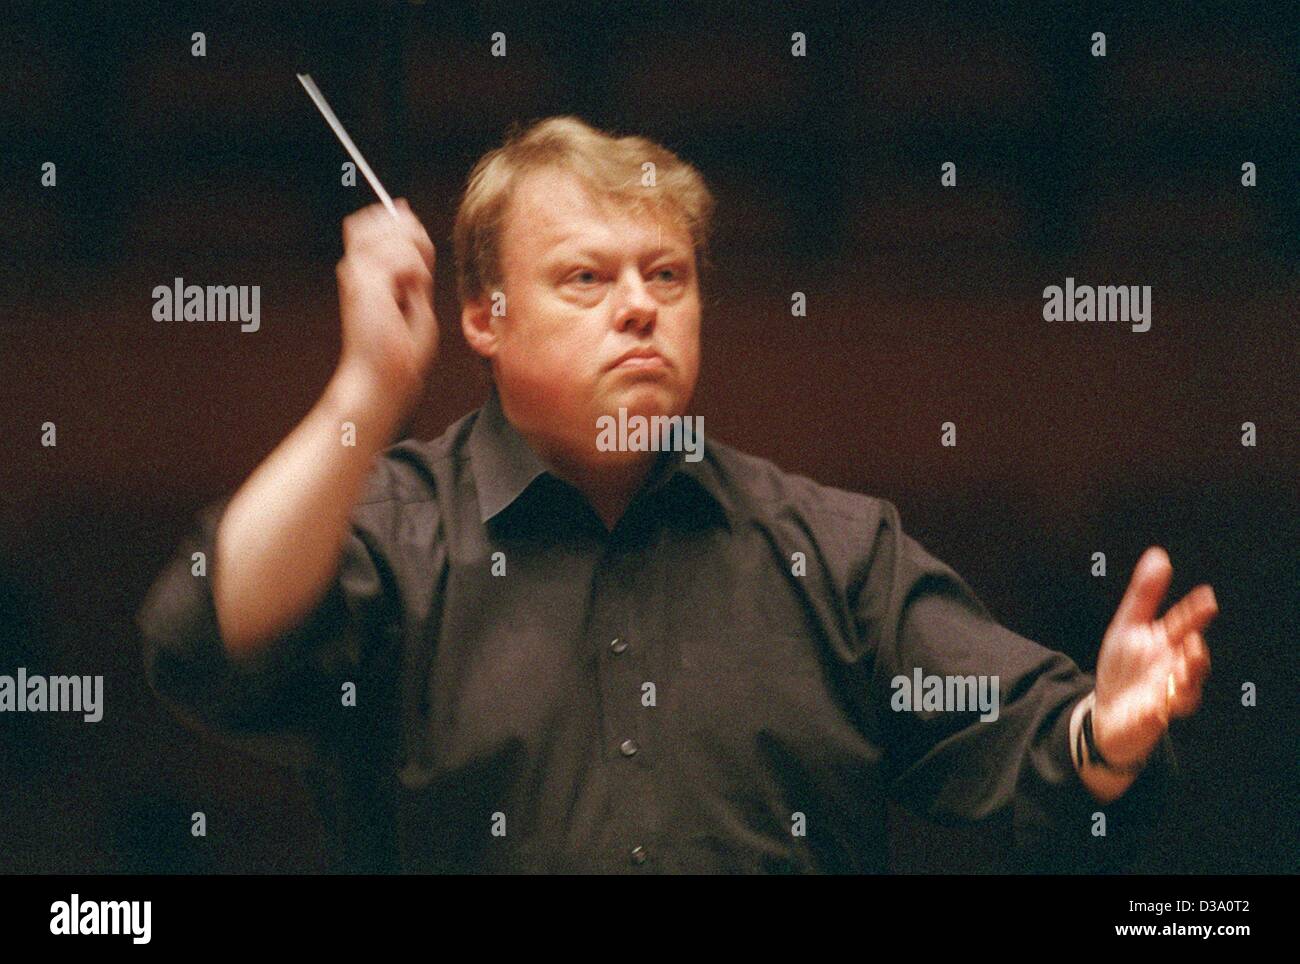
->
[1082,705,1148,775]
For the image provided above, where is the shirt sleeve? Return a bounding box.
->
[855,498,1178,873]
[135,487,400,775]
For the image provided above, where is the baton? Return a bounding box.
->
[296,73,400,220]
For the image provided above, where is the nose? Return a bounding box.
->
[613,269,657,335]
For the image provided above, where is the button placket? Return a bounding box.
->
[593,541,650,766]
[591,534,662,869]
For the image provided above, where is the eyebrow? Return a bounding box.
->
[546,241,690,265]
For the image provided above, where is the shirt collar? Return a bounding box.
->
[467,386,733,530]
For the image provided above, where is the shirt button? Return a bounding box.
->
[619,738,638,757]
[609,637,628,654]
[630,845,648,865]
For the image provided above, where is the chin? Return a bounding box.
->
[610,383,683,420]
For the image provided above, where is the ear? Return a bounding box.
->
[461,293,500,362]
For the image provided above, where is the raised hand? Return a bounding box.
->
[335,197,440,418]
[1091,546,1218,770]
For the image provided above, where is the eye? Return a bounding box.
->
[653,267,682,283]
[567,268,600,285]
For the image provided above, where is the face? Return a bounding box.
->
[464,166,701,467]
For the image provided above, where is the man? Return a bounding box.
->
[137,116,1218,873]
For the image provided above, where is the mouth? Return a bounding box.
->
[609,348,668,371]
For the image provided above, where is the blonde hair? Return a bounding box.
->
[452,115,716,306]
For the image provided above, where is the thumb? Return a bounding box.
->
[1112,546,1173,630]
[406,286,438,365]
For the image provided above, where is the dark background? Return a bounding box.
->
[0,0,1294,873]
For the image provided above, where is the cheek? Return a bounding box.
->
[500,291,559,353]
[498,306,596,395]
[671,301,702,359]
[499,357,579,425]
[519,374,575,418]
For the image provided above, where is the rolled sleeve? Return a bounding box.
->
[136,494,393,772]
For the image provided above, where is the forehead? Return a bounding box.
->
[501,166,689,259]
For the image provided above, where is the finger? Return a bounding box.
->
[390,248,433,286]
[1184,627,1211,669]
[353,222,426,270]
[394,270,434,326]
[395,268,437,349]
[1172,645,1195,695]
[1112,546,1173,629]
[1168,628,1211,718]
[392,199,436,272]
[408,289,439,360]
[406,221,436,274]
[1183,629,1211,686]
[1170,671,1206,719]
[343,202,401,250]
[1160,584,1219,646]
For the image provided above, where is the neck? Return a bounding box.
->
[494,388,662,531]
[544,447,657,532]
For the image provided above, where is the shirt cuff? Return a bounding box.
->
[1012,686,1179,872]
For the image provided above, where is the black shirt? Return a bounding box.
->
[136,387,1174,873]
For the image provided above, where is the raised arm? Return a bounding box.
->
[214,198,439,659]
